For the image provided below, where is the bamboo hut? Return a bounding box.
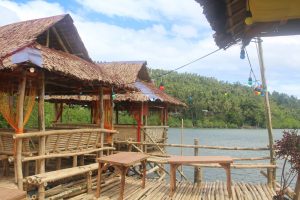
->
[100,61,186,153]
[47,61,186,153]
[0,14,124,199]
[195,0,300,198]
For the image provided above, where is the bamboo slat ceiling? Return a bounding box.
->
[195,0,300,49]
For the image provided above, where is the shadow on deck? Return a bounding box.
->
[73,177,276,200]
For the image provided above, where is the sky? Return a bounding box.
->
[1,0,300,98]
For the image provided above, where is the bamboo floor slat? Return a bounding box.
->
[67,177,276,200]
[0,175,276,200]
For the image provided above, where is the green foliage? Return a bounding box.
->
[150,68,300,129]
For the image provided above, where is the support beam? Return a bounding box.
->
[16,70,26,190]
[51,27,69,53]
[257,37,276,188]
[38,71,46,200]
[99,87,104,157]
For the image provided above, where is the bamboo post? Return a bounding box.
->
[295,175,300,200]
[257,38,276,188]
[194,139,202,184]
[99,87,104,157]
[115,108,119,125]
[180,118,183,180]
[38,71,46,200]
[16,70,26,190]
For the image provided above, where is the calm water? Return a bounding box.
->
[166,128,288,184]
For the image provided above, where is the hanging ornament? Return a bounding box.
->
[245,0,253,25]
[240,48,245,59]
[248,76,253,86]
[188,96,193,104]
[112,88,117,100]
[159,82,165,91]
[245,10,253,25]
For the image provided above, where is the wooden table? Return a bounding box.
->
[96,152,149,199]
[168,156,233,198]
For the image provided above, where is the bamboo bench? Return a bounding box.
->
[25,163,100,199]
[7,128,117,199]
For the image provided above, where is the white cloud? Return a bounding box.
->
[171,24,198,38]
[76,0,209,28]
[0,0,66,23]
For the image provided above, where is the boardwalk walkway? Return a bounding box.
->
[71,177,276,200]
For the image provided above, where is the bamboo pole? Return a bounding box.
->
[16,70,26,190]
[38,71,45,172]
[295,175,300,200]
[22,147,115,162]
[257,37,276,188]
[14,128,117,139]
[194,139,202,184]
[114,141,269,151]
[38,72,46,200]
[99,87,104,157]
[180,119,183,180]
[51,27,69,53]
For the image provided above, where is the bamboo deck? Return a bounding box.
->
[71,177,276,200]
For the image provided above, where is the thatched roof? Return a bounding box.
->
[99,61,185,106]
[0,14,90,61]
[47,61,186,106]
[98,61,151,84]
[0,15,131,94]
[195,0,300,49]
[115,81,186,107]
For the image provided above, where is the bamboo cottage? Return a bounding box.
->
[0,14,126,199]
[46,61,186,153]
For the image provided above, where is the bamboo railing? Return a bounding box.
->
[0,128,117,198]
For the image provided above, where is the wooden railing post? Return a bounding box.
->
[194,139,202,184]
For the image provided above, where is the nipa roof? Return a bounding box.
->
[0,14,127,89]
[195,0,300,49]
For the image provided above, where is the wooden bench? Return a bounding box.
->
[168,156,233,198]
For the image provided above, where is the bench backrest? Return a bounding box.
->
[45,131,100,153]
[0,133,31,155]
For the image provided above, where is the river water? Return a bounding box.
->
[166,128,289,185]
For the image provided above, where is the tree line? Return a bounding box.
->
[150,69,300,129]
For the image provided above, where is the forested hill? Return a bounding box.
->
[150,69,300,129]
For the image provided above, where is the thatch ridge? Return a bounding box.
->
[98,61,150,84]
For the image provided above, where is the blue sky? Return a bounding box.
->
[1,0,300,98]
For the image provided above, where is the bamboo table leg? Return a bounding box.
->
[169,164,179,197]
[120,166,128,200]
[141,160,147,188]
[96,163,104,198]
[221,163,232,198]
